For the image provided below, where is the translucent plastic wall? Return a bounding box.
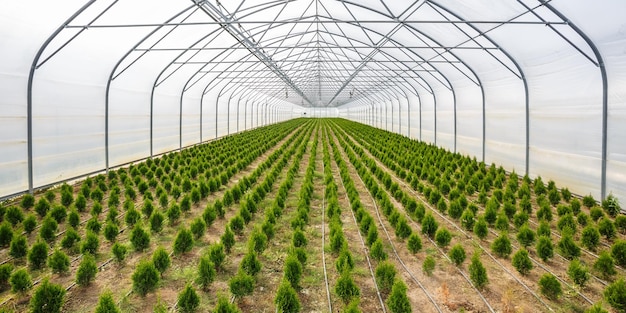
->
[1,0,625,203]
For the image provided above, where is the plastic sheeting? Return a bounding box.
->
[0,0,625,203]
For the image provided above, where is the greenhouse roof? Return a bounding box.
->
[1,0,625,202]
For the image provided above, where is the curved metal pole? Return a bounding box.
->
[26,0,97,193]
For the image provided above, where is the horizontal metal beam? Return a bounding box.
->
[134,46,499,51]
[66,20,567,28]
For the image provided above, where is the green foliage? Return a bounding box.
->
[583,195,596,208]
[0,263,13,291]
[221,226,235,254]
[167,203,181,225]
[213,296,242,313]
[421,213,438,238]
[581,225,601,251]
[495,213,509,232]
[539,274,562,300]
[491,233,512,258]
[460,209,475,231]
[86,217,101,234]
[615,215,626,234]
[10,268,32,293]
[335,248,355,274]
[558,234,581,260]
[448,244,466,266]
[567,259,590,287]
[178,284,200,313]
[590,207,605,222]
[190,218,206,240]
[584,304,608,313]
[9,235,28,259]
[130,224,151,252]
[512,248,533,275]
[29,240,49,269]
[208,243,226,270]
[95,291,121,313]
[229,271,254,299]
[81,231,100,255]
[229,215,245,235]
[103,221,119,242]
[386,279,412,313]
[49,205,67,224]
[39,216,58,242]
[473,216,488,240]
[196,256,216,291]
[152,246,171,275]
[604,278,626,313]
[132,260,160,296]
[602,193,621,218]
[516,224,536,248]
[375,261,396,294]
[23,214,37,234]
[48,249,70,274]
[284,255,303,288]
[611,240,626,267]
[275,279,301,313]
[4,206,24,226]
[173,227,194,255]
[240,252,262,277]
[422,255,435,276]
[434,228,452,247]
[536,235,554,262]
[537,220,551,238]
[406,233,422,254]
[21,194,35,209]
[111,242,128,263]
[335,272,360,304]
[599,217,616,240]
[76,254,97,286]
[150,211,164,233]
[248,229,268,254]
[61,227,80,249]
[30,278,65,313]
[469,252,488,289]
[35,198,50,217]
[394,216,412,239]
[370,238,387,261]
[594,251,616,279]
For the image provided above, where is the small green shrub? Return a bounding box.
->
[5,206,24,226]
[221,227,235,253]
[375,261,396,294]
[132,260,160,296]
[283,255,303,288]
[491,233,512,258]
[516,224,535,248]
[275,279,301,313]
[190,218,206,239]
[386,279,411,313]
[581,225,601,251]
[536,235,554,262]
[103,222,119,242]
[602,193,621,218]
[76,254,97,286]
[558,234,581,260]
[423,255,435,276]
[95,291,121,313]
[594,251,616,279]
[10,268,32,293]
[196,256,216,291]
[460,209,475,231]
[152,246,171,276]
[9,235,28,259]
[335,272,360,304]
[469,252,488,289]
[248,229,267,254]
[29,240,49,269]
[406,233,422,254]
[599,217,616,240]
[370,238,387,262]
[112,242,128,263]
[30,278,65,313]
[567,259,590,287]
[473,216,488,240]
[604,278,626,313]
[229,271,254,299]
[449,244,466,266]
[208,243,226,270]
[539,274,562,300]
[48,249,70,274]
[434,228,452,247]
[23,214,37,234]
[335,248,354,274]
[173,227,194,255]
[512,248,533,275]
[130,225,150,252]
[0,264,13,291]
[80,231,100,255]
[178,284,200,313]
[61,227,80,249]
[39,216,58,242]
[240,252,262,277]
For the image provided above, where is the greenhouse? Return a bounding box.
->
[1,0,625,312]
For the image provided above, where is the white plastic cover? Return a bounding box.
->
[0,0,625,203]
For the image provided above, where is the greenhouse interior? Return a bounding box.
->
[1,0,626,312]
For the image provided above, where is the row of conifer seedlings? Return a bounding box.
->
[325,123,415,313]
[0,120,305,312]
[338,119,626,312]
